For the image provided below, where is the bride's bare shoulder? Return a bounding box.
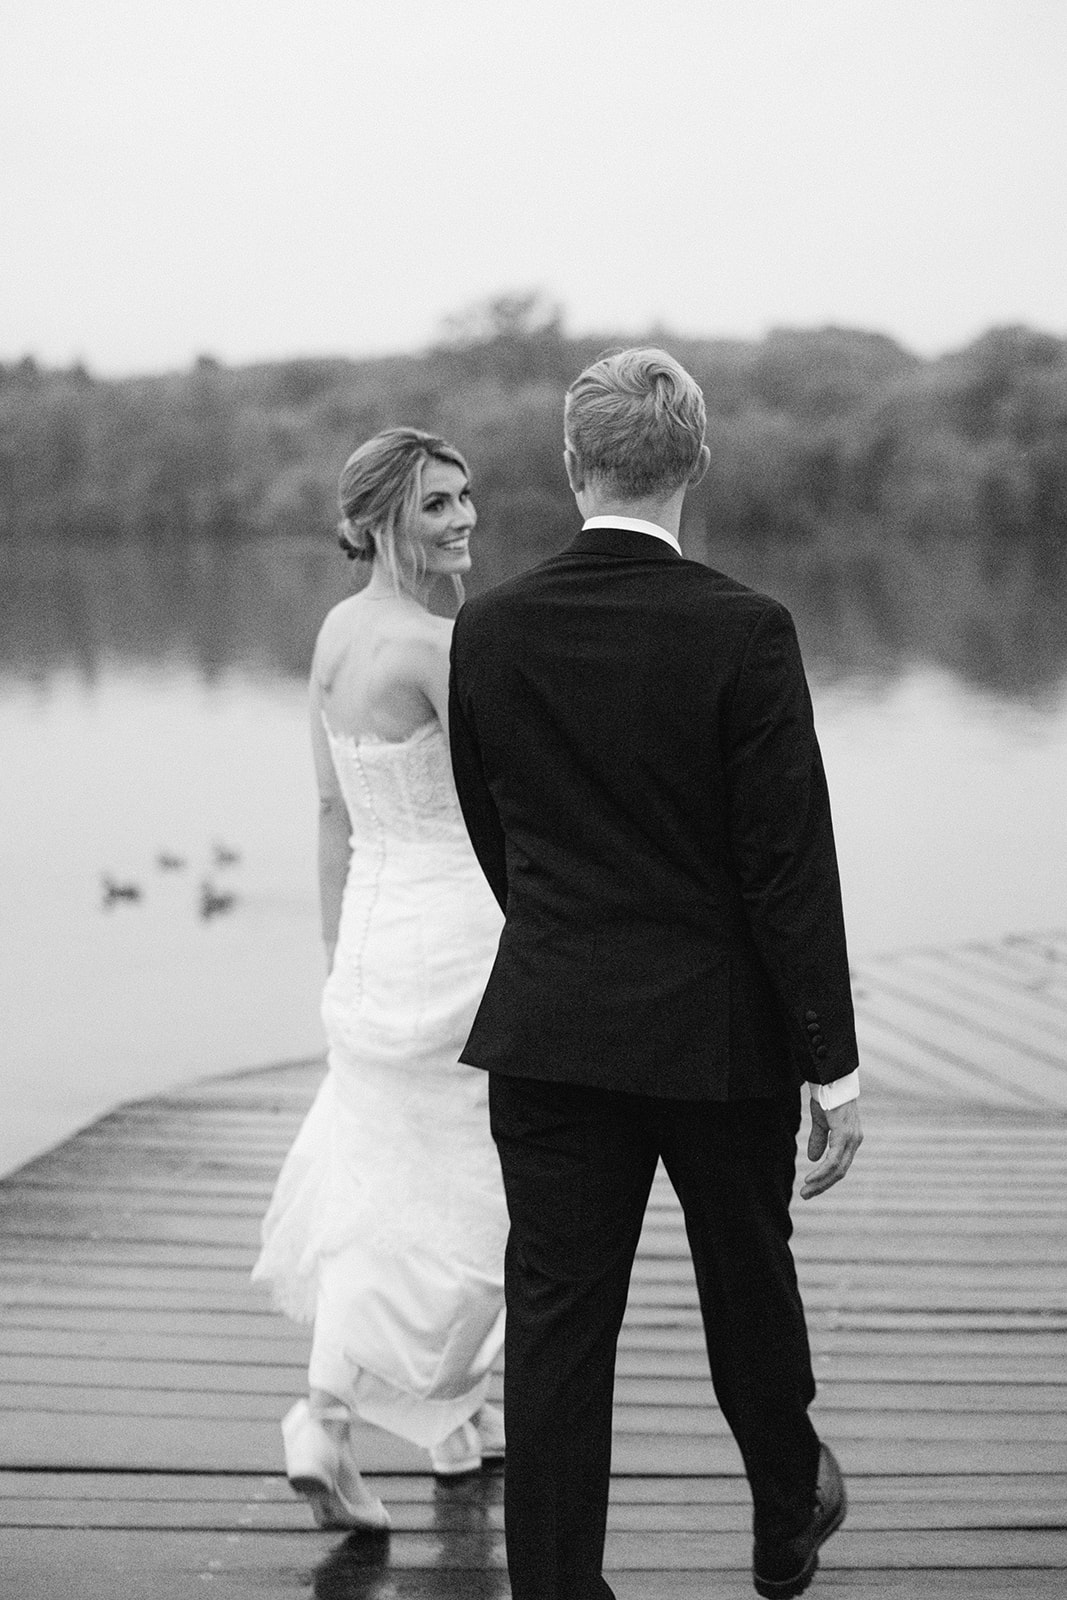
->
[367,601,451,656]
[395,605,453,646]
[313,595,451,682]
[311,595,364,678]
[316,593,364,640]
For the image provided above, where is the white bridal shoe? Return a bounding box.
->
[429,1403,506,1477]
[281,1399,391,1531]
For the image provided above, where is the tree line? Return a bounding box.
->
[3,296,1066,594]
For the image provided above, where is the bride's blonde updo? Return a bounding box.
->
[337,427,471,594]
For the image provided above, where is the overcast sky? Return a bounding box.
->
[2,0,1064,375]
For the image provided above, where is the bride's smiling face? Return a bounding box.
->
[407,460,476,577]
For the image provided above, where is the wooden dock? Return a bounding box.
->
[2,931,1066,1598]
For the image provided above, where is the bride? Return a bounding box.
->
[252,428,508,1530]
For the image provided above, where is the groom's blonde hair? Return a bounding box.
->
[564,348,706,500]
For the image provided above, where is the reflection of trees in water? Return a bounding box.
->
[704,533,1067,700]
[0,538,351,684]
[2,532,1066,701]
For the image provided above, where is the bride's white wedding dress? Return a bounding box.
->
[252,717,507,1449]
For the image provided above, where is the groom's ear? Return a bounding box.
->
[688,444,711,488]
[563,445,585,495]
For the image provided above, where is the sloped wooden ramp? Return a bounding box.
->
[853,929,1067,1109]
[1,931,1066,1598]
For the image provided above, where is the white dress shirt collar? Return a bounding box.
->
[582,515,681,555]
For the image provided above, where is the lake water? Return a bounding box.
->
[2,537,1066,1178]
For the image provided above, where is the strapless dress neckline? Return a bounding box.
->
[322,717,442,752]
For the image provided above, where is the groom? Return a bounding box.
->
[448,348,862,1600]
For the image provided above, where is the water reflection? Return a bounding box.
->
[3,532,1066,700]
[426,1471,506,1593]
[0,538,351,687]
[3,532,1066,1180]
[707,536,1067,700]
[310,1475,506,1600]
[311,1528,391,1600]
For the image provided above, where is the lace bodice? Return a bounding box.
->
[324,719,468,845]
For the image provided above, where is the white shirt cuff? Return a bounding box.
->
[808,1070,860,1110]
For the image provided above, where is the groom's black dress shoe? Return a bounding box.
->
[751,1444,846,1598]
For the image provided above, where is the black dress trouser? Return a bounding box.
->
[488,1073,821,1600]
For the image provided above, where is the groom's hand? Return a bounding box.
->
[801,1098,863,1200]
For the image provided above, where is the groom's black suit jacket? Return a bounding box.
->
[448,526,858,1100]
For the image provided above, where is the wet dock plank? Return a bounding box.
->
[1,932,1066,1597]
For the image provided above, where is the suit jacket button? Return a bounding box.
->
[805,1010,818,1022]
[806,1022,820,1034]
[815,1044,828,1059]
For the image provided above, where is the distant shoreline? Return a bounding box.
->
[3,323,1065,588]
